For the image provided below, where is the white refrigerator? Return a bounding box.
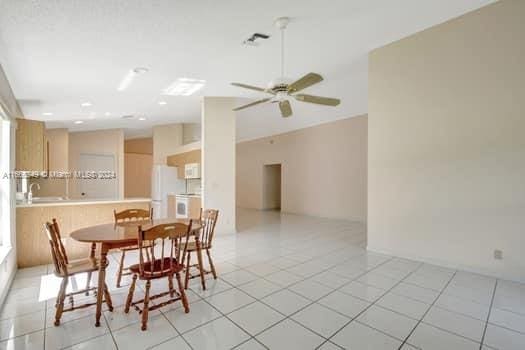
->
[151,165,185,219]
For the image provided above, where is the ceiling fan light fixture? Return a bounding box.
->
[231,16,340,117]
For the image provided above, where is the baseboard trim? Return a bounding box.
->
[367,245,524,284]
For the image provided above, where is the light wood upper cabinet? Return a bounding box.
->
[166,149,201,178]
[16,118,46,171]
[45,128,69,171]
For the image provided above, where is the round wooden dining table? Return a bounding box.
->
[70,217,204,327]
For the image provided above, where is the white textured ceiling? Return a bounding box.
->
[0,0,495,141]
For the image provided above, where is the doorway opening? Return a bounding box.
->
[262,164,281,211]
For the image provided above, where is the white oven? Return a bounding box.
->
[175,196,189,218]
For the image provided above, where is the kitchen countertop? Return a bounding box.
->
[173,194,201,198]
[17,197,151,208]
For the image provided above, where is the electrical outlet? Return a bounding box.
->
[494,249,503,260]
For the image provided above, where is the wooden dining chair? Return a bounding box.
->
[45,219,113,326]
[124,221,192,330]
[184,209,219,289]
[114,208,153,288]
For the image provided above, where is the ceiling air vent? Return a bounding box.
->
[121,115,135,119]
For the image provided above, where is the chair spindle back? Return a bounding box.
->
[199,209,219,247]
[137,222,192,279]
[114,208,152,223]
[44,219,69,276]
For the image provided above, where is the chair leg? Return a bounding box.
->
[85,272,92,296]
[176,272,190,313]
[184,252,191,289]
[116,250,126,288]
[168,273,175,297]
[103,283,113,311]
[206,249,217,279]
[54,277,69,326]
[141,280,151,331]
[125,274,137,313]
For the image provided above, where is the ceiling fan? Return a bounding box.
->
[231,17,340,118]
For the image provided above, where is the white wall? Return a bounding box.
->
[202,97,236,234]
[368,0,525,281]
[237,116,368,221]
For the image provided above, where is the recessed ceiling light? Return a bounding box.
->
[117,67,149,91]
[158,101,167,105]
[138,117,147,121]
[104,112,111,116]
[80,102,92,107]
[74,120,84,124]
[42,112,53,116]
[162,78,206,96]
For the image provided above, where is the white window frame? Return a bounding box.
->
[0,118,12,256]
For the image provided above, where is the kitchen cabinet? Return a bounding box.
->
[45,128,69,171]
[166,149,201,178]
[188,196,201,219]
[16,118,46,171]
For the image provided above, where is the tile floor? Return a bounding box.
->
[1,208,525,349]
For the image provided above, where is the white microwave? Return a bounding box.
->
[184,163,200,179]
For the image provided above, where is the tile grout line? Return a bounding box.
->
[118,243,389,349]
[397,270,458,350]
[101,311,119,350]
[315,259,427,349]
[172,244,372,347]
[479,280,498,350]
[11,222,524,350]
[227,255,399,347]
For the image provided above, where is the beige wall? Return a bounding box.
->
[68,129,125,199]
[237,116,367,221]
[182,123,201,145]
[202,97,236,234]
[153,124,183,165]
[368,0,525,281]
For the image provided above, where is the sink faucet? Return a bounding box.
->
[28,182,40,204]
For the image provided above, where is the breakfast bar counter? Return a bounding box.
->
[16,198,151,267]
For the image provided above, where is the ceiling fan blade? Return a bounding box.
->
[279,100,292,118]
[233,98,271,111]
[231,82,270,93]
[294,94,340,106]
[288,73,323,93]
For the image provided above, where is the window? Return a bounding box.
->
[0,119,11,248]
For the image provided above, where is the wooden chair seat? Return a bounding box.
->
[55,257,107,277]
[125,221,192,330]
[45,219,113,326]
[129,258,184,279]
[185,241,210,252]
